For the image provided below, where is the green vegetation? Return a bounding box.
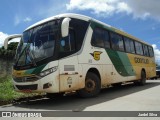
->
[0,42,27,102]
[0,42,44,104]
[0,76,28,101]
[0,76,44,103]
[0,42,18,59]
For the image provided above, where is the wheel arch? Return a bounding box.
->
[77,68,101,97]
[141,68,146,75]
[87,68,101,82]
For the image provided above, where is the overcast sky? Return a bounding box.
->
[0,0,160,62]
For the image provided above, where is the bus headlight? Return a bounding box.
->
[39,66,58,77]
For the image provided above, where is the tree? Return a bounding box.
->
[7,42,18,50]
[0,42,18,59]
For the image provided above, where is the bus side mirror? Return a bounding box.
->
[61,18,71,37]
[4,34,22,50]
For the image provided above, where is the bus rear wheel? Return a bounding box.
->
[77,72,101,98]
[140,70,146,85]
[135,70,146,86]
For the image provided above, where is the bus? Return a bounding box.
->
[4,13,156,98]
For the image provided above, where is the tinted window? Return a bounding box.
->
[91,28,110,48]
[124,37,135,53]
[135,41,143,55]
[70,18,89,51]
[60,30,75,52]
[103,31,110,48]
[59,18,89,59]
[110,32,124,51]
[30,21,56,61]
[148,46,154,57]
[143,45,149,56]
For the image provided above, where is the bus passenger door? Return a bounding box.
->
[58,30,80,92]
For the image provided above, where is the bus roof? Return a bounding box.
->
[25,13,150,46]
[25,13,91,31]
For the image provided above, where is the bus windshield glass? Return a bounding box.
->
[15,20,60,66]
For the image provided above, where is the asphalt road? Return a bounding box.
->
[1,80,160,120]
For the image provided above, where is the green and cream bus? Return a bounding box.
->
[4,13,156,97]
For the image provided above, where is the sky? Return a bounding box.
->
[0,0,160,62]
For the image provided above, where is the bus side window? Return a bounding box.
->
[91,27,110,48]
[60,30,75,52]
[143,45,149,56]
[130,40,135,53]
[148,46,154,57]
[103,30,110,49]
[110,32,124,51]
[91,28,105,48]
[124,37,135,53]
[135,41,143,55]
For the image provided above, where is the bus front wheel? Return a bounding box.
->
[77,72,101,98]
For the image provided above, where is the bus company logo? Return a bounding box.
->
[90,51,102,61]
[134,57,149,64]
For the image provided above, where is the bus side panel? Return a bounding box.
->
[78,26,130,86]
[59,55,81,92]
[77,26,109,86]
[147,57,156,78]
[127,54,156,80]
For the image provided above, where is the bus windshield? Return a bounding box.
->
[15,20,60,67]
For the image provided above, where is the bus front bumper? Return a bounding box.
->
[12,72,60,93]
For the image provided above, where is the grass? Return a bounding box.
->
[0,75,8,83]
[0,76,26,101]
[0,76,42,102]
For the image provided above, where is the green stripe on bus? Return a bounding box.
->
[106,49,135,76]
[25,64,47,75]
[32,64,46,74]
[25,68,35,74]
[90,20,115,32]
[117,52,135,76]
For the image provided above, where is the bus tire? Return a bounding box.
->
[135,70,146,86]
[77,72,101,98]
[139,70,146,85]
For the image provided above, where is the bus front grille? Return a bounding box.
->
[13,76,40,82]
[16,84,38,90]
